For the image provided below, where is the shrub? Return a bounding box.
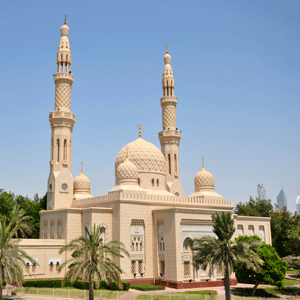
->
[23,279,68,288]
[2,279,7,287]
[23,279,130,291]
[131,284,165,291]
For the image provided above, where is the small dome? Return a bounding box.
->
[74,171,91,192]
[164,53,171,65]
[116,160,138,184]
[115,138,166,175]
[61,24,69,37]
[194,169,215,192]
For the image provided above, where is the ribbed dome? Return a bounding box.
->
[115,138,166,175]
[116,160,138,181]
[74,172,91,192]
[194,169,215,192]
[61,24,69,37]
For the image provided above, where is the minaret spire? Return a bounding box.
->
[158,46,183,196]
[47,16,76,210]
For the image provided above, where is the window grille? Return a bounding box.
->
[138,260,143,274]
[131,261,136,275]
[184,261,190,276]
[160,260,165,275]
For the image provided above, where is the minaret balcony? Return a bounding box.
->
[158,130,181,139]
[54,72,73,83]
[160,96,177,105]
[49,111,76,128]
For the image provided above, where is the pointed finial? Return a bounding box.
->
[125,146,129,162]
[80,162,84,175]
[138,123,142,138]
[165,44,169,54]
[201,156,205,171]
[64,13,68,24]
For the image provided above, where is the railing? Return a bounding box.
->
[4,286,290,300]
[72,191,233,208]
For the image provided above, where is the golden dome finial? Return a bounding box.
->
[125,146,129,162]
[165,44,169,54]
[201,156,205,171]
[80,161,84,175]
[138,123,142,138]
[64,13,68,24]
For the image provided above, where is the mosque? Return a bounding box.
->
[17,18,272,288]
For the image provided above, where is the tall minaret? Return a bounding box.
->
[158,45,183,196]
[47,15,76,210]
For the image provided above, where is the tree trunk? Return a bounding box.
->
[0,265,4,300]
[89,274,94,300]
[224,263,231,300]
[251,281,259,297]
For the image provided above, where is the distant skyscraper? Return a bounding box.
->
[277,188,287,210]
[257,183,266,200]
[296,189,300,215]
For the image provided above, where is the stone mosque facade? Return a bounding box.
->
[17,20,272,288]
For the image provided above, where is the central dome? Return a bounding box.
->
[115,138,166,175]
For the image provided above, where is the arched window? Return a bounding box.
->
[51,139,54,161]
[157,179,159,187]
[56,139,60,162]
[259,225,265,241]
[237,225,243,237]
[174,154,177,173]
[168,154,171,175]
[138,178,140,186]
[183,238,192,253]
[248,225,254,236]
[63,139,67,160]
[132,243,134,251]
[152,179,154,186]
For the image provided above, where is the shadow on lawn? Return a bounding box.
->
[231,288,280,298]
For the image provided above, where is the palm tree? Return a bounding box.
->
[8,205,33,238]
[0,206,34,300]
[192,212,263,300]
[58,224,130,300]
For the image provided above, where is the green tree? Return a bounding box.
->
[58,224,130,300]
[270,210,300,257]
[192,212,262,300]
[234,196,273,217]
[0,206,34,299]
[234,235,289,296]
[0,190,47,239]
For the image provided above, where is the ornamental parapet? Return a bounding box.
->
[158,130,181,138]
[49,111,76,124]
[160,96,177,105]
[72,191,233,208]
[54,72,73,83]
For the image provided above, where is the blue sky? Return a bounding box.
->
[0,0,299,212]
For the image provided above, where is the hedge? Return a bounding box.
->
[130,284,165,291]
[23,279,130,291]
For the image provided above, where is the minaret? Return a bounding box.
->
[47,14,76,210]
[158,45,183,196]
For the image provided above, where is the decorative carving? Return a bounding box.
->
[162,106,176,128]
[55,84,71,109]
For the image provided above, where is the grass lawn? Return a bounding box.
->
[282,278,300,286]
[15,287,128,298]
[136,291,218,300]
[287,269,300,275]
